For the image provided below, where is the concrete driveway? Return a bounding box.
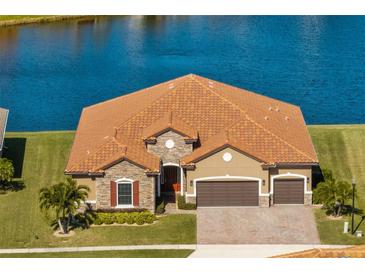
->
[197,206,320,244]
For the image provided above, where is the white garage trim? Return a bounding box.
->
[270,172,312,195]
[186,175,269,197]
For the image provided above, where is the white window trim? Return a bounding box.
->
[115,178,134,208]
[185,175,269,197]
[161,163,184,195]
[270,172,311,195]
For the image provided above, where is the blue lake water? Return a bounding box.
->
[1,16,365,131]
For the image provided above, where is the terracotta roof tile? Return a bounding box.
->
[142,111,198,141]
[66,74,318,174]
[272,245,365,258]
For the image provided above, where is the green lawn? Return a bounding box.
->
[0,132,196,249]
[309,125,365,244]
[0,249,194,258]
[1,126,364,247]
[0,16,44,22]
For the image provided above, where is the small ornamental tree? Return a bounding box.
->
[39,177,90,234]
[0,158,15,183]
[313,169,353,216]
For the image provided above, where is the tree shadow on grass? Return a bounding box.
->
[2,137,26,179]
[0,179,25,192]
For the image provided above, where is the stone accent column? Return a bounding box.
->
[269,194,274,206]
[96,179,110,209]
[304,193,312,206]
[259,195,270,207]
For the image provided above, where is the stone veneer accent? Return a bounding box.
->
[259,195,270,207]
[95,161,155,212]
[147,130,193,165]
[304,193,312,206]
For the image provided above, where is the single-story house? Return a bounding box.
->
[65,74,319,212]
[0,107,9,157]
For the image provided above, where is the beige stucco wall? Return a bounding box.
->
[186,147,269,194]
[74,177,96,201]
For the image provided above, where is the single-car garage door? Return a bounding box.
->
[274,179,304,204]
[196,181,259,207]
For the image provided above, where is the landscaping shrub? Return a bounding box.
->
[115,213,126,224]
[177,194,196,210]
[313,169,353,216]
[93,215,103,225]
[156,199,165,214]
[99,213,115,224]
[96,208,147,213]
[126,212,136,224]
[93,211,156,225]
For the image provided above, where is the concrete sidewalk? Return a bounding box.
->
[0,244,351,258]
[189,244,351,258]
[0,244,197,254]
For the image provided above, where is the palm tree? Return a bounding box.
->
[313,169,353,216]
[39,177,90,234]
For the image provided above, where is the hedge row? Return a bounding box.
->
[93,211,157,225]
[95,208,147,213]
[177,194,197,210]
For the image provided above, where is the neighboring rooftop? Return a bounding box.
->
[66,74,318,174]
[272,245,365,258]
[0,107,9,152]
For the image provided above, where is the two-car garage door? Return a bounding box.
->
[196,181,259,207]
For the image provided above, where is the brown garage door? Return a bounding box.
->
[196,181,259,207]
[274,179,304,204]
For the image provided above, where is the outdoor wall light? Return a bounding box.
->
[190,180,193,187]
[262,179,265,186]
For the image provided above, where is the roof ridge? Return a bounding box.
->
[83,74,190,111]
[114,75,191,134]
[192,76,316,162]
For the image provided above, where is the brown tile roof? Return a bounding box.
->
[272,245,365,258]
[65,74,318,174]
[0,107,9,152]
